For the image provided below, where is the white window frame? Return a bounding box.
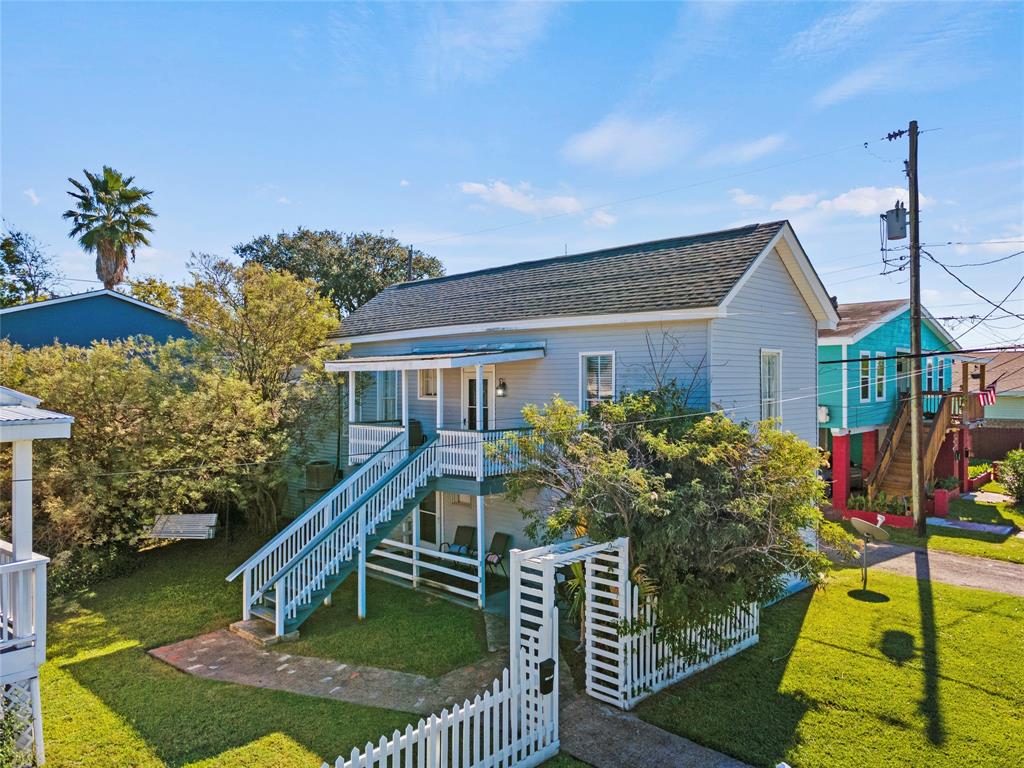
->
[925,358,935,392]
[460,365,496,430]
[760,348,782,421]
[579,351,616,411]
[416,492,443,550]
[859,352,872,403]
[895,348,911,395]
[875,352,886,401]
[418,369,438,400]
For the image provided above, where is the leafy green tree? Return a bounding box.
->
[501,385,852,653]
[235,228,444,315]
[1,226,63,306]
[63,166,157,289]
[127,275,179,312]
[178,255,338,399]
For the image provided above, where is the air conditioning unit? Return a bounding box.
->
[817,405,830,423]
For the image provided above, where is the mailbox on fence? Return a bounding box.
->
[539,657,556,694]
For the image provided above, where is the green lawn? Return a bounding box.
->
[882,495,1024,564]
[636,567,1024,768]
[43,532,489,767]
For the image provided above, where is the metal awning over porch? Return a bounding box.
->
[325,344,546,372]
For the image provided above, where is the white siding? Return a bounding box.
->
[710,248,819,445]
[355,320,711,433]
[437,491,536,550]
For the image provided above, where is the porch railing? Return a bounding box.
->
[437,428,531,480]
[370,538,481,602]
[0,541,48,675]
[349,422,405,464]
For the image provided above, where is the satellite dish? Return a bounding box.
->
[850,517,890,590]
[850,517,890,542]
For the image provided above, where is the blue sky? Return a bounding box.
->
[3,1,1022,347]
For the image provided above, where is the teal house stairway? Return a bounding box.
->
[228,433,442,639]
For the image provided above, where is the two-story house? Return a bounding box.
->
[227,221,839,641]
[817,299,987,511]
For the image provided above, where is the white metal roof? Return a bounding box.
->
[0,387,73,441]
[325,346,546,372]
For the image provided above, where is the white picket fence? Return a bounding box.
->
[622,593,759,708]
[325,666,558,768]
[582,539,760,710]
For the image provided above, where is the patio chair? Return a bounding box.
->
[441,525,477,557]
[484,532,512,577]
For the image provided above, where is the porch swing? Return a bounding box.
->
[147,513,220,540]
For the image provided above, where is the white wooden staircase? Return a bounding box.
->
[227,431,443,638]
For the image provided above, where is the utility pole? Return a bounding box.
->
[907,120,926,536]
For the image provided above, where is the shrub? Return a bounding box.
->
[934,475,960,491]
[968,462,992,479]
[1003,449,1024,505]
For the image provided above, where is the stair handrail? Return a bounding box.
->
[226,430,407,583]
[259,437,439,602]
[866,394,910,499]
[923,393,955,487]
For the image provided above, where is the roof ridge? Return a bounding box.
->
[390,220,787,290]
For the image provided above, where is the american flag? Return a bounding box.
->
[977,382,998,407]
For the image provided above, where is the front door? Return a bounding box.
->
[463,366,494,429]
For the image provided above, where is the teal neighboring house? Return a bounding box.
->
[817,299,964,510]
[0,289,191,348]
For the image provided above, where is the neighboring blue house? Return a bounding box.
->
[816,298,973,510]
[0,289,191,348]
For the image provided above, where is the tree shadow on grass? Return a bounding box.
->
[634,590,816,767]
[62,646,415,768]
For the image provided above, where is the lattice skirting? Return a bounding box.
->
[2,678,41,766]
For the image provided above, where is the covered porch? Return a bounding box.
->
[325,344,545,481]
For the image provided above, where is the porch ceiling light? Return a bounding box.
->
[495,378,508,397]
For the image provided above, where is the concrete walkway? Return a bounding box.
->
[868,542,1024,597]
[559,693,752,768]
[150,628,510,714]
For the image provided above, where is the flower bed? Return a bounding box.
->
[969,470,993,492]
[842,508,916,528]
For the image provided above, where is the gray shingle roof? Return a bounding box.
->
[338,221,787,338]
[818,299,908,341]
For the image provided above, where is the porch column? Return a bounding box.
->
[347,371,357,466]
[12,440,32,560]
[475,365,484,430]
[401,370,409,428]
[411,505,420,588]
[861,429,878,475]
[348,371,356,424]
[831,432,850,513]
[934,430,956,479]
[476,495,486,609]
[958,427,971,493]
[435,368,444,429]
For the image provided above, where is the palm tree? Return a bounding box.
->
[63,167,156,289]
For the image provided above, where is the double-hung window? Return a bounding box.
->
[925,359,935,392]
[760,349,782,420]
[859,353,872,402]
[418,369,438,399]
[581,353,615,411]
[875,353,886,400]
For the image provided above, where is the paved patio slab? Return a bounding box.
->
[150,629,509,714]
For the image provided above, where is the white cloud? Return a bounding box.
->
[704,134,786,165]
[460,181,583,216]
[729,188,763,208]
[786,2,886,60]
[277,196,292,205]
[587,209,617,229]
[814,58,904,107]
[23,188,40,205]
[771,192,820,212]
[399,179,411,188]
[417,2,556,85]
[563,113,696,174]
[817,186,929,216]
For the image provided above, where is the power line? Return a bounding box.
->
[923,250,1024,321]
